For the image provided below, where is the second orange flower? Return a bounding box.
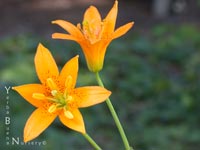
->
[52,0,134,72]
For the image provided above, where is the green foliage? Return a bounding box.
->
[0,24,200,150]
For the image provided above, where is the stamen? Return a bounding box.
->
[47,78,57,90]
[51,90,58,96]
[67,96,73,101]
[82,20,89,28]
[32,93,46,100]
[48,104,57,113]
[46,97,58,102]
[64,109,74,119]
[82,19,103,44]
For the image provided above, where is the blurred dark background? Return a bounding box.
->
[0,0,200,150]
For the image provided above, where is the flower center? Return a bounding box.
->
[32,76,75,119]
[78,20,103,44]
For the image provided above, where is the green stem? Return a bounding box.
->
[82,133,102,150]
[96,72,133,150]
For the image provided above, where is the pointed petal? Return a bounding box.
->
[103,0,118,33]
[52,33,78,41]
[24,107,57,142]
[12,84,47,108]
[52,20,84,40]
[73,86,111,108]
[35,44,59,84]
[59,108,85,133]
[112,22,134,40]
[83,5,101,26]
[59,55,79,90]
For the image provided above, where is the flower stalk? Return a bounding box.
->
[95,72,133,150]
[82,133,102,150]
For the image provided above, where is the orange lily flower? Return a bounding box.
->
[52,0,134,72]
[12,44,111,142]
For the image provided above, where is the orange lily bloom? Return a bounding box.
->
[12,44,111,142]
[52,0,134,72]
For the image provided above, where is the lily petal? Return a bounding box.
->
[59,55,79,90]
[103,0,118,34]
[112,22,134,40]
[83,5,101,27]
[73,86,111,108]
[52,20,84,40]
[59,108,86,133]
[35,44,59,84]
[24,107,57,142]
[12,84,46,108]
[52,33,78,41]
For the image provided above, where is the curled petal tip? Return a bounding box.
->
[113,0,118,8]
[51,20,58,24]
[12,86,19,91]
[38,43,43,47]
[52,20,64,24]
[128,22,135,29]
[88,5,95,9]
[108,90,112,96]
[51,33,56,38]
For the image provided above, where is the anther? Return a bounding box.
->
[51,90,58,96]
[48,104,57,113]
[47,78,57,90]
[67,96,73,101]
[32,93,46,100]
[64,109,74,119]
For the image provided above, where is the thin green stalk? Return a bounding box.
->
[96,72,133,150]
[82,133,102,150]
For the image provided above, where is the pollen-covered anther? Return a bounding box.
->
[47,78,57,90]
[48,104,57,113]
[67,95,73,101]
[64,109,74,119]
[32,93,46,100]
[51,90,58,96]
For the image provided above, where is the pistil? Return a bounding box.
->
[32,77,75,118]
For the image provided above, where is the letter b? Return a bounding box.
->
[5,117,10,125]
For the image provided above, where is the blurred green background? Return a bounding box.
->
[0,0,200,150]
